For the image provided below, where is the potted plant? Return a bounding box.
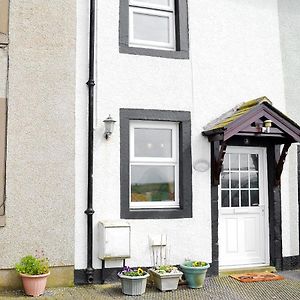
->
[118,266,149,296]
[180,260,210,288]
[15,253,50,297]
[149,265,183,292]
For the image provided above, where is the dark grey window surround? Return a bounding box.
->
[119,0,189,59]
[120,109,192,219]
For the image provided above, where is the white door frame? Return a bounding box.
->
[218,146,270,268]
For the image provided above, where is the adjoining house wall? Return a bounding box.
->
[0,0,9,228]
[0,0,76,276]
[75,0,287,270]
[278,0,300,258]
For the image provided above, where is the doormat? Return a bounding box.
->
[230,272,284,283]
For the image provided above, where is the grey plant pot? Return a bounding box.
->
[149,269,183,292]
[118,273,150,296]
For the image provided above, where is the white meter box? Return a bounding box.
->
[98,221,131,259]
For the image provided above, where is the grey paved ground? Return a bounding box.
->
[0,271,300,300]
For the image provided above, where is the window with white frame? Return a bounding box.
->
[129,0,176,51]
[130,121,179,208]
[119,0,189,58]
[120,109,192,219]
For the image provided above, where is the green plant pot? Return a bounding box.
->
[180,263,210,288]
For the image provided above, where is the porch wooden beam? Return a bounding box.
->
[212,141,227,186]
[275,143,291,186]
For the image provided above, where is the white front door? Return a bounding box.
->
[219,146,269,267]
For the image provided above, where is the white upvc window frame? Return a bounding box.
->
[128,0,176,51]
[129,121,179,209]
[130,0,175,12]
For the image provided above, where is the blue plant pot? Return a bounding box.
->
[180,263,210,288]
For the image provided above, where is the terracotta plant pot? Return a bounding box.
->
[20,272,50,297]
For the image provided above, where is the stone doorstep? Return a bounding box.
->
[0,266,74,290]
[219,265,277,277]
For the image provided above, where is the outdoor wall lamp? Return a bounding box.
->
[103,115,116,139]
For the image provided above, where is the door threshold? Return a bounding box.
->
[219,265,276,277]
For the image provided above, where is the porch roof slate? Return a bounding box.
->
[202,96,300,142]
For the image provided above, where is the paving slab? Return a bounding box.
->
[0,273,300,300]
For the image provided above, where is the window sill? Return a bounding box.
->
[121,207,192,219]
[119,44,189,59]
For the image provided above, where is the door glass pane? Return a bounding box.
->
[132,0,171,6]
[134,128,172,157]
[221,172,229,188]
[230,154,239,170]
[250,190,259,206]
[241,190,249,207]
[231,172,239,188]
[221,190,229,207]
[231,190,239,207]
[240,172,248,188]
[131,165,175,202]
[223,155,229,171]
[250,172,259,188]
[249,154,258,171]
[240,154,248,170]
[133,12,170,43]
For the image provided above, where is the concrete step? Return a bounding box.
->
[219,266,277,277]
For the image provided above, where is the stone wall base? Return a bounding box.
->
[0,266,74,290]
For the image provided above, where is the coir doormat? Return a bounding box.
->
[230,272,284,283]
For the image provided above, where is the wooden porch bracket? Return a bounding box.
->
[275,143,291,186]
[212,141,227,186]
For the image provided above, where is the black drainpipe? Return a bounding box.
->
[84,0,96,284]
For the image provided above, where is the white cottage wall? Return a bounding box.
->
[278,0,300,257]
[75,0,288,269]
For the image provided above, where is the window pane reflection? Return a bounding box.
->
[250,154,258,171]
[231,172,239,188]
[133,13,170,43]
[240,172,248,188]
[134,128,172,157]
[221,172,229,188]
[131,165,175,202]
[231,154,239,170]
[231,190,239,207]
[241,190,249,207]
[250,190,259,206]
[250,172,259,188]
[240,154,248,170]
[221,190,229,207]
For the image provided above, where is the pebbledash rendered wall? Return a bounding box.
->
[0,0,76,288]
[75,0,298,272]
[279,0,300,260]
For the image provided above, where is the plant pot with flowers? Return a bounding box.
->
[118,266,149,296]
[180,260,210,288]
[15,254,50,297]
[149,265,183,292]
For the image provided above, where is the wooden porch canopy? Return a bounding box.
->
[202,96,300,185]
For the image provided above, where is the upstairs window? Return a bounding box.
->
[129,0,176,51]
[120,0,189,59]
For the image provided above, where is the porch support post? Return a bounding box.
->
[211,141,227,186]
[275,143,291,186]
[268,145,283,269]
[210,141,220,276]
